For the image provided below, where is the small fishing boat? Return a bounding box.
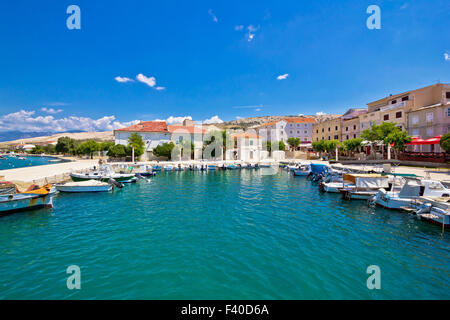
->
[293,163,311,177]
[227,164,238,170]
[174,164,185,171]
[55,180,112,193]
[70,165,135,182]
[207,165,217,171]
[0,183,56,215]
[164,165,174,171]
[0,155,6,160]
[18,157,26,160]
[415,197,450,228]
[152,165,162,171]
[371,178,450,210]
[339,174,390,200]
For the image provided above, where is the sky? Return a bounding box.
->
[0,0,449,133]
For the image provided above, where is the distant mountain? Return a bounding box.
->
[0,130,85,143]
[217,114,341,129]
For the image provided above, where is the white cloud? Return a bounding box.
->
[208,9,218,23]
[202,115,223,124]
[315,112,327,116]
[445,53,450,61]
[0,109,139,133]
[136,74,156,87]
[41,107,63,114]
[234,25,244,31]
[114,76,134,83]
[255,108,262,112]
[246,25,259,42]
[277,73,289,80]
[165,116,192,125]
[400,3,409,10]
[135,73,166,90]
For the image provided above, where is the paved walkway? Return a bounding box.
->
[0,160,97,183]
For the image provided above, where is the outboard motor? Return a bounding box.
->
[108,178,124,189]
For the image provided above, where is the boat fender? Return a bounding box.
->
[416,203,432,215]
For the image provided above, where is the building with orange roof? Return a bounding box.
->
[226,131,265,161]
[168,121,209,160]
[257,117,316,148]
[114,121,171,160]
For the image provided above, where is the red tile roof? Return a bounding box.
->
[116,121,168,132]
[168,125,207,134]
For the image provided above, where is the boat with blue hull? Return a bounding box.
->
[0,184,56,215]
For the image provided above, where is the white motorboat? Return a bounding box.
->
[55,180,112,193]
[70,165,135,182]
[415,197,450,228]
[371,178,450,210]
[339,174,390,200]
[0,183,56,215]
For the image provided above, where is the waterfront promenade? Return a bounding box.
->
[0,159,97,184]
[0,158,449,185]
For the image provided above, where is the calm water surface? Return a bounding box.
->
[0,170,449,299]
[0,156,67,170]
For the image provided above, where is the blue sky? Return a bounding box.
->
[0,0,449,132]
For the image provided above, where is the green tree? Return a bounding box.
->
[43,144,56,154]
[312,140,326,154]
[30,145,45,154]
[55,137,77,154]
[153,142,175,159]
[99,141,115,151]
[78,140,99,159]
[342,138,363,156]
[127,133,145,159]
[287,137,301,151]
[384,131,412,159]
[361,122,402,157]
[203,130,231,159]
[107,144,127,158]
[262,140,271,152]
[271,140,286,152]
[440,133,450,153]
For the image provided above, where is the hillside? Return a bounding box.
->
[216,114,341,129]
[0,131,114,147]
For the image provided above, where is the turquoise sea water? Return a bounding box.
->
[0,156,67,170]
[0,170,449,299]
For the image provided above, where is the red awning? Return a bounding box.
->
[406,136,441,145]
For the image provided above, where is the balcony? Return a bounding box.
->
[380,100,413,112]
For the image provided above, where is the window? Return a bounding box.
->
[426,127,433,136]
[334,135,339,140]
[426,112,433,122]
[361,123,364,129]
[328,127,330,132]
[391,99,397,104]
[401,96,409,101]
[304,131,307,134]
[354,134,356,138]
[412,129,419,136]
[322,128,324,133]
[353,125,356,130]
[346,127,349,131]
[297,131,300,134]
[383,114,389,121]
[290,130,293,134]
[316,129,319,133]
[411,116,419,124]
[346,135,349,140]
[335,126,338,131]
[328,136,331,140]
[446,92,450,99]
[447,108,450,117]
[250,140,254,146]
[395,111,402,119]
